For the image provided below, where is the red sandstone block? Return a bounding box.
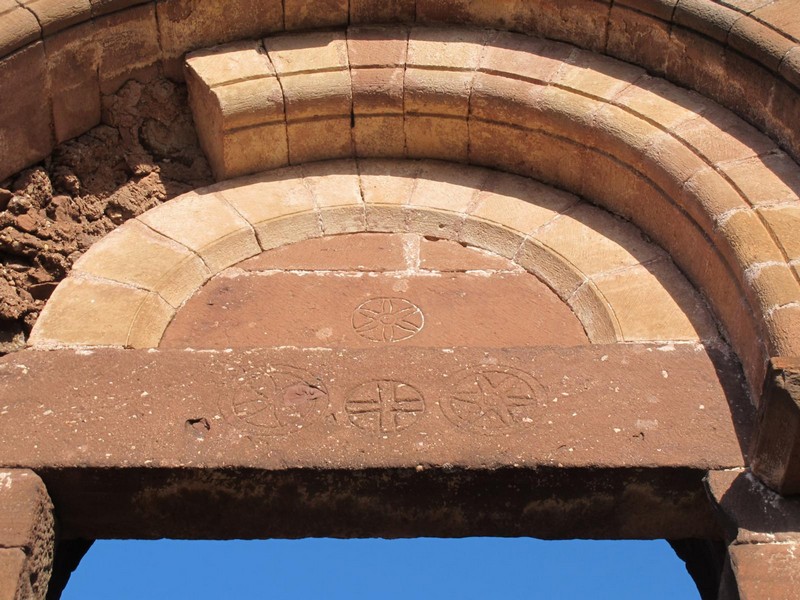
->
[640,133,708,206]
[45,21,102,143]
[267,32,351,121]
[729,16,795,73]
[589,103,662,171]
[758,204,800,261]
[0,549,28,600]
[469,119,585,193]
[554,50,645,101]
[528,0,612,52]
[717,47,777,140]
[666,25,729,102]
[415,0,529,29]
[406,28,490,117]
[0,43,53,182]
[765,79,800,169]
[95,3,161,94]
[0,0,40,57]
[470,72,547,129]
[350,0,415,23]
[0,470,52,550]
[418,0,612,52]
[348,27,408,157]
[89,0,149,17]
[748,263,800,316]
[479,32,573,83]
[680,167,748,235]
[138,191,261,273]
[717,210,786,279]
[347,26,408,68]
[23,0,92,35]
[614,74,709,129]
[721,152,800,206]
[185,41,289,179]
[706,470,800,545]
[535,86,602,145]
[717,0,773,11]
[351,67,405,116]
[406,115,469,163]
[751,0,800,43]
[607,4,673,76]
[672,103,776,165]
[285,0,348,29]
[0,470,54,600]
[615,0,677,21]
[766,304,800,359]
[673,0,741,43]
[779,47,800,90]
[727,543,800,600]
[157,0,282,67]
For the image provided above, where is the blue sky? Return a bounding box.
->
[63,538,699,599]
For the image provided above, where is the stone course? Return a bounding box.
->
[2,1,800,181]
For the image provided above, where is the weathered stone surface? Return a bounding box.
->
[160,270,589,349]
[71,219,211,308]
[0,345,749,471]
[94,4,161,94]
[137,191,261,272]
[22,0,92,36]
[0,43,53,181]
[29,277,174,349]
[238,233,410,273]
[0,0,40,57]
[0,549,28,600]
[706,469,800,544]
[725,543,800,600]
[0,470,54,600]
[39,465,720,542]
[157,0,282,67]
[0,344,748,541]
[185,41,287,180]
[45,22,102,144]
[750,358,800,495]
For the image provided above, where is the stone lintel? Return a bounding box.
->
[41,464,719,541]
[0,470,54,600]
[0,345,749,471]
[750,357,800,495]
[0,344,750,541]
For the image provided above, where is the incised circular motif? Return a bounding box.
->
[441,367,543,435]
[230,365,328,435]
[345,379,425,433]
[352,297,424,343]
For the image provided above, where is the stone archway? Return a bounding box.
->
[2,2,800,599]
[0,160,755,598]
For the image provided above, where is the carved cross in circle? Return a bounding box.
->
[345,380,425,433]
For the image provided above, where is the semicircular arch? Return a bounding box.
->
[173,27,800,392]
[29,159,720,354]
